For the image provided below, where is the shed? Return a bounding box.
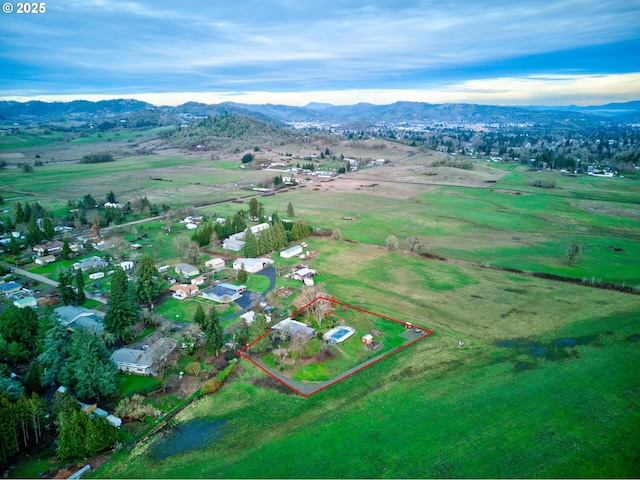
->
[35,255,56,265]
[280,245,303,259]
[120,260,135,271]
[222,239,245,251]
[205,258,225,269]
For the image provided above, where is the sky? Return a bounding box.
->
[1,0,639,106]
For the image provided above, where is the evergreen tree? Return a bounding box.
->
[244,229,258,258]
[43,212,55,241]
[21,362,42,395]
[38,319,72,386]
[236,263,249,284]
[14,202,25,224]
[106,190,117,203]
[104,267,138,340]
[59,330,118,401]
[60,237,72,260]
[287,202,295,217]
[0,306,39,351]
[248,312,271,353]
[56,410,86,460]
[232,212,246,234]
[75,269,86,305]
[58,269,77,306]
[204,308,224,356]
[193,303,206,328]
[273,219,287,250]
[135,255,162,304]
[27,214,43,245]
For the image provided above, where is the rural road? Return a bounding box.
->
[2,263,108,305]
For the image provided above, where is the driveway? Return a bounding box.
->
[222,266,277,322]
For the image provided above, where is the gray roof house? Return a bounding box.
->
[73,256,107,271]
[111,337,178,376]
[175,263,200,277]
[54,305,104,332]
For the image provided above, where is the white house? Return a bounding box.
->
[35,255,56,265]
[280,245,303,259]
[233,257,275,273]
[120,260,135,271]
[170,283,199,300]
[191,276,205,286]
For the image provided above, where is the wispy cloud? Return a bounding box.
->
[0,0,638,104]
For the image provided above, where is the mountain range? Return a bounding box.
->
[1,98,639,127]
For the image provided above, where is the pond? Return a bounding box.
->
[148,418,226,461]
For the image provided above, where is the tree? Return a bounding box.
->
[14,202,25,224]
[287,202,295,217]
[193,303,206,328]
[59,330,118,401]
[288,331,310,364]
[27,214,43,245]
[204,308,224,356]
[104,236,130,262]
[104,267,138,340]
[38,319,71,386]
[243,229,258,258]
[43,213,55,241]
[0,306,39,351]
[75,269,86,305]
[21,362,42,395]
[135,255,162,304]
[566,241,583,264]
[60,237,73,260]
[114,394,161,421]
[241,153,254,164]
[407,235,430,254]
[248,312,271,353]
[173,233,191,254]
[58,269,77,306]
[232,212,246,233]
[184,240,201,264]
[386,234,399,250]
[248,198,260,220]
[236,263,249,284]
[106,190,117,203]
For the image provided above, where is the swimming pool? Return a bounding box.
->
[323,326,356,344]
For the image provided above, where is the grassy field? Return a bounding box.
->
[94,244,640,478]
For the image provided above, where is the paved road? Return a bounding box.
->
[2,263,108,305]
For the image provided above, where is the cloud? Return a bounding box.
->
[0,0,638,102]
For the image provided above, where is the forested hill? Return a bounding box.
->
[164,113,296,151]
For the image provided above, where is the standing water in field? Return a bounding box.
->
[148,418,226,460]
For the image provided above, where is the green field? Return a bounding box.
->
[3,136,639,478]
[94,246,640,478]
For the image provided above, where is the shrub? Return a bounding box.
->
[531,179,556,189]
[185,362,202,377]
[202,378,222,394]
[241,153,254,164]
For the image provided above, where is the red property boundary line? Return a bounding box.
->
[238,297,434,398]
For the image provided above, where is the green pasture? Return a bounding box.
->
[95,302,640,479]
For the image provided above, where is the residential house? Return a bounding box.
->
[191,276,205,286]
[33,240,64,256]
[14,296,37,309]
[201,283,246,303]
[111,337,177,377]
[54,305,104,332]
[0,281,22,295]
[175,263,200,277]
[73,256,107,271]
[272,318,316,339]
[35,255,56,265]
[170,283,199,300]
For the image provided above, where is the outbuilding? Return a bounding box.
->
[280,245,303,259]
[205,258,225,269]
[232,257,274,273]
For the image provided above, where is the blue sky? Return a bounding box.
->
[1,0,639,106]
